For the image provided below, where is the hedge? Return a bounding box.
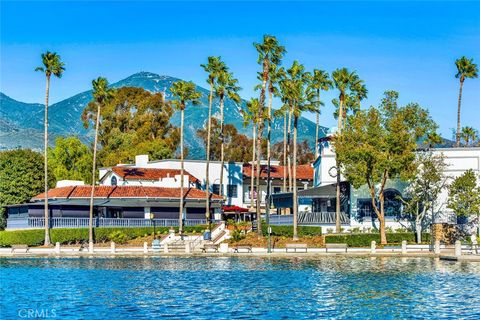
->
[0,225,209,247]
[325,232,431,247]
[261,225,322,237]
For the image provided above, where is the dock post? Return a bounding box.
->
[110,241,116,254]
[454,240,462,257]
[370,241,376,254]
[55,242,61,254]
[401,240,407,254]
[185,243,191,254]
[434,240,440,254]
[143,242,148,253]
[164,243,169,253]
[88,242,94,253]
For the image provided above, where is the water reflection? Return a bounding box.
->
[0,257,479,319]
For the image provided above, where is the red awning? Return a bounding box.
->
[222,205,250,213]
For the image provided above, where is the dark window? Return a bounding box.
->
[111,176,117,186]
[227,185,238,198]
[212,184,221,195]
[273,187,281,194]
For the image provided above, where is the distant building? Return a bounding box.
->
[271,137,480,230]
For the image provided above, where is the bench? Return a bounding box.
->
[201,244,219,253]
[325,243,348,253]
[233,245,252,253]
[11,245,29,253]
[285,243,308,253]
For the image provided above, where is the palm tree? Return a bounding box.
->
[241,98,262,211]
[461,126,478,147]
[253,35,286,236]
[35,51,65,246]
[216,70,241,200]
[171,81,202,234]
[310,69,332,158]
[332,68,359,233]
[201,56,227,231]
[455,57,478,147]
[88,77,115,250]
[279,61,314,239]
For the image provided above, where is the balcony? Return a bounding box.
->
[267,211,350,226]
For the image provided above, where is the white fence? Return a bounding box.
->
[6,217,207,229]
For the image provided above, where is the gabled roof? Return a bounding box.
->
[110,167,200,183]
[242,164,313,180]
[33,186,222,201]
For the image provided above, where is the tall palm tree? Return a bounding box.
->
[88,77,115,250]
[332,68,359,233]
[279,61,314,239]
[171,81,202,234]
[216,70,241,200]
[201,56,227,231]
[35,51,65,246]
[253,35,286,236]
[241,98,262,211]
[461,126,478,147]
[310,69,332,158]
[455,57,478,147]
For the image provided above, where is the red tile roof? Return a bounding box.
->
[33,186,222,201]
[242,164,313,180]
[111,167,199,183]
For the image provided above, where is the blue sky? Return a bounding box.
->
[1,1,479,138]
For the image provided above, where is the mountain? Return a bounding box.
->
[0,72,328,157]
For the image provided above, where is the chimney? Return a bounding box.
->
[135,155,149,167]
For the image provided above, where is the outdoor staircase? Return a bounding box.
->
[167,240,187,253]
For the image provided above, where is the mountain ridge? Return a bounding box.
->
[0,72,328,157]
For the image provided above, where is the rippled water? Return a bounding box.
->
[0,257,479,319]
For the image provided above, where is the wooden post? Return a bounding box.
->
[401,240,407,254]
[55,242,61,254]
[434,240,440,254]
[143,242,148,253]
[110,241,116,254]
[454,240,462,257]
[370,241,376,254]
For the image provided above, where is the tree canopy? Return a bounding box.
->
[448,169,480,218]
[334,90,437,243]
[197,117,253,162]
[81,87,181,166]
[0,149,56,228]
[48,136,93,184]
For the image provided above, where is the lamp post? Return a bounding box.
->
[150,213,156,238]
[265,177,272,253]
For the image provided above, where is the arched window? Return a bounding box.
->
[111,176,118,186]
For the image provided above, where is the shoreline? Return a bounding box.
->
[1,248,479,262]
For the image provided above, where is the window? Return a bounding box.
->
[212,184,221,195]
[111,176,118,186]
[227,185,238,198]
[273,187,282,194]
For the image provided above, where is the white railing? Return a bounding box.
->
[267,212,350,225]
[243,191,266,204]
[7,217,207,229]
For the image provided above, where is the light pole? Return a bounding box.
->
[265,177,272,253]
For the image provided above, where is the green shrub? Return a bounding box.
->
[261,225,322,237]
[231,229,245,242]
[325,232,431,247]
[108,231,128,244]
[0,224,211,247]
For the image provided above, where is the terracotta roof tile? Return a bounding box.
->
[111,167,199,183]
[242,164,313,180]
[32,186,222,201]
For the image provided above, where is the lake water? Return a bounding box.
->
[1,257,479,319]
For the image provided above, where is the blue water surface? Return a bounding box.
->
[0,257,479,319]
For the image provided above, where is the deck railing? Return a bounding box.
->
[267,211,350,226]
[6,217,207,229]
